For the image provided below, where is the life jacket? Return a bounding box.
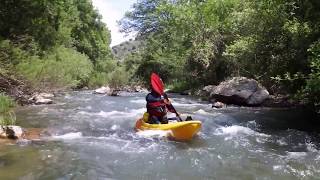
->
[146,93,167,117]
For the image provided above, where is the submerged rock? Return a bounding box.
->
[205,77,269,106]
[94,86,121,96]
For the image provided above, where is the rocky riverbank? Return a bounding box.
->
[183,77,307,109]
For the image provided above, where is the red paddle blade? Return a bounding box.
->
[151,73,164,95]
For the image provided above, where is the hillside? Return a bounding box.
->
[112,39,143,61]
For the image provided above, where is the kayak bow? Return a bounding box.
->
[135,118,201,141]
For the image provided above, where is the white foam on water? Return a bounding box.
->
[276,138,288,146]
[64,94,72,99]
[195,109,211,115]
[97,111,126,117]
[286,151,307,159]
[285,164,314,177]
[130,99,145,104]
[306,142,318,152]
[78,108,146,119]
[255,137,267,143]
[247,120,257,127]
[136,130,170,138]
[52,132,83,140]
[110,125,119,130]
[173,102,207,107]
[273,165,284,171]
[214,125,270,137]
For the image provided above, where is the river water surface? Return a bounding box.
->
[1,91,320,179]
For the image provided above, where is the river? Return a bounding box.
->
[1,91,320,179]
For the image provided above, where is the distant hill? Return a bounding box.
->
[112,39,143,61]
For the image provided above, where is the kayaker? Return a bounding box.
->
[146,89,175,124]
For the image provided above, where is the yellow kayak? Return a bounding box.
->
[135,118,201,141]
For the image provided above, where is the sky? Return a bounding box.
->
[92,0,136,47]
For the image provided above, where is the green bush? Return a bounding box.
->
[16,46,93,89]
[87,71,108,88]
[304,41,320,105]
[0,39,30,69]
[86,59,118,88]
[0,94,16,126]
[167,80,192,93]
[94,59,116,73]
[106,66,130,88]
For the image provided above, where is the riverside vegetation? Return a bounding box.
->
[119,0,320,113]
[0,0,128,125]
[0,0,319,126]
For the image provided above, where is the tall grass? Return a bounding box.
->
[0,94,16,126]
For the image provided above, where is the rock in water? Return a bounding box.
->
[212,101,225,108]
[207,77,269,106]
[110,90,120,96]
[94,86,111,94]
[0,126,24,139]
[94,86,120,96]
[35,97,53,105]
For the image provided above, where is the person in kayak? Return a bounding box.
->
[146,90,175,124]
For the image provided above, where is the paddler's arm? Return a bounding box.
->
[163,96,176,113]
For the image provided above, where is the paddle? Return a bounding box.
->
[151,73,183,122]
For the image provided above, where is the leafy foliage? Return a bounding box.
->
[16,46,93,89]
[120,0,320,109]
[304,40,320,106]
[0,0,115,89]
[71,0,112,63]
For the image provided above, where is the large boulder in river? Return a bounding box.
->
[94,86,111,94]
[206,77,269,106]
[94,86,120,96]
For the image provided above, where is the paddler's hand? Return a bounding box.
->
[164,99,171,105]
